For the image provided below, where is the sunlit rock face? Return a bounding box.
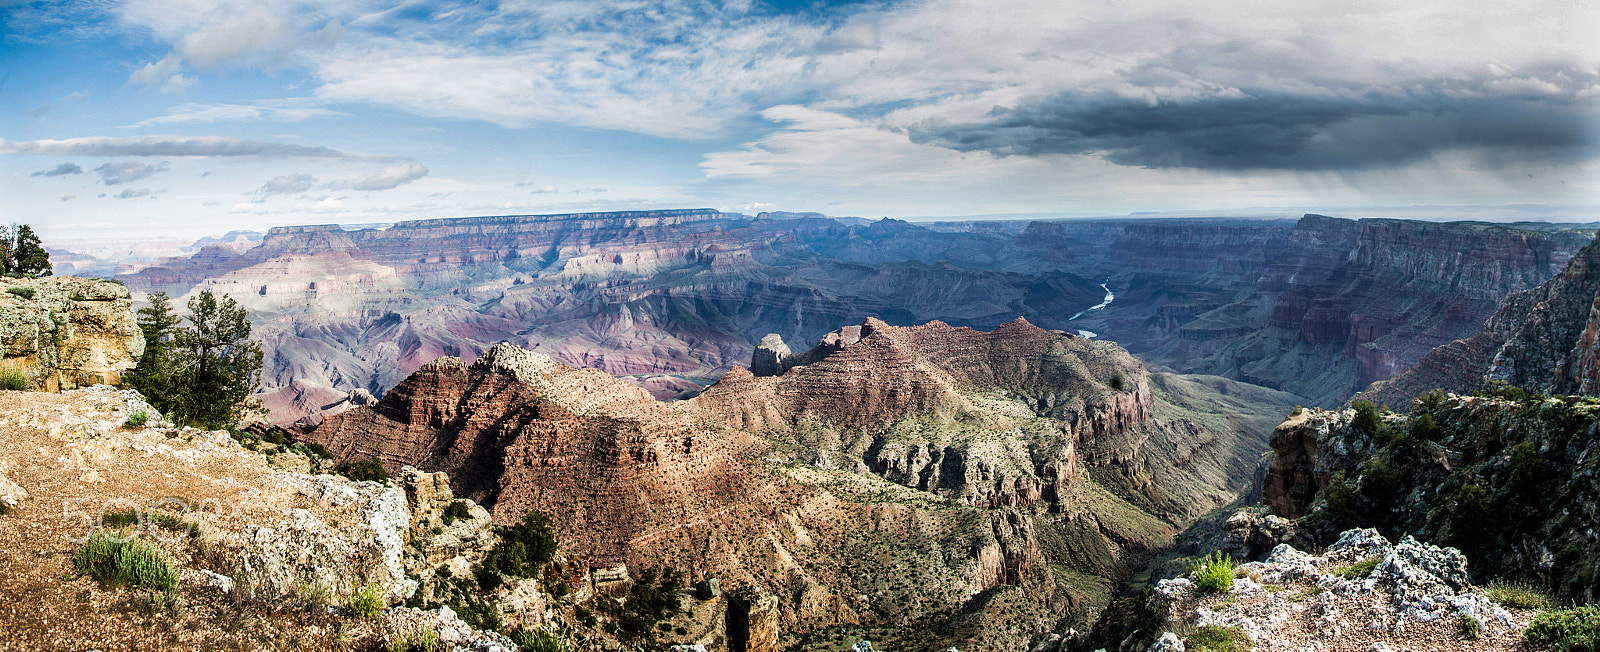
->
[0,276,143,391]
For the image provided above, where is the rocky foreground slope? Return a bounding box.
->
[109,210,1591,423]
[0,385,521,651]
[1078,528,1538,652]
[1262,392,1600,604]
[300,317,1299,650]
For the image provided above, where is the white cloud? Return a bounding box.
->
[292,197,344,213]
[339,163,428,191]
[0,136,391,160]
[115,188,154,199]
[259,172,319,195]
[95,160,170,185]
[131,99,345,127]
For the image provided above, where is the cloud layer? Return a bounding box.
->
[0,136,386,160]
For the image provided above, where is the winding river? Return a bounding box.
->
[1068,281,1114,339]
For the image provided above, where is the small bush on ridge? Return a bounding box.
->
[1190,551,1235,595]
[337,457,390,483]
[73,530,178,591]
[1185,625,1250,652]
[0,366,31,391]
[123,410,149,428]
[1487,579,1554,610]
[1525,606,1600,652]
[483,510,557,578]
[350,583,385,619]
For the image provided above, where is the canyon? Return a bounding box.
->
[299,317,1299,650]
[110,210,1595,423]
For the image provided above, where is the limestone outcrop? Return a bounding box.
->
[0,277,144,391]
[1077,529,1533,652]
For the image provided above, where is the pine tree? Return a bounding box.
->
[124,292,183,415]
[125,290,262,430]
[11,225,51,278]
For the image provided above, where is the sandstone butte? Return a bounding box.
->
[303,315,1300,650]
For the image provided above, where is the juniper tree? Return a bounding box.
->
[126,290,262,429]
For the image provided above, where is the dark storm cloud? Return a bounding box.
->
[31,162,83,176]
[908,68,1600,171]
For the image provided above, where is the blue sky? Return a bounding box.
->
[2,0,1597,240]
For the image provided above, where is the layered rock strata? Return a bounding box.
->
[1363,231,1600,406]
[1082,215,1591,406]
[300,318,1300,650]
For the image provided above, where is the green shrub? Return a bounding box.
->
[123,410,149,428]
[1340,556,1381,579]
[1510,442,1545,500]
[1352,400,1382,435]
[73,530,178,591]
[1359,458,1400,504]
[1525,607,1600,651]
[1489,579,1555,610]
[6,286,35,300]
[1290,405,1303,417]
[101,508,140,529]
[350,583,385,619]
[0,366,31,391]
[337,457,390,483]
[509,628,570,652]
[1322,470,1360,529]
[305,442,333,459]
[1185,625,1251,652]
[1410,413,1441,440]
[1413,388,1446,414]
[1461,613,1483,640]
[391,629,439,652]
[1190,551,1235,595]
[1447,484,1492,552]
[441,500,472,526]
[620,567,684,636]
[483,510,557,578]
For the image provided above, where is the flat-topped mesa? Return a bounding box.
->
[122,209,753,296]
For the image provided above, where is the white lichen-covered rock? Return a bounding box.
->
[1148,631,1185,652]
[384,604,519,652]
[1148,529,1538,651]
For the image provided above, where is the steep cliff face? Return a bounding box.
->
[1363,232,1600,407]
[0,277,144,391]
[1085,216,1591,406]
[300,319,1299,650]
